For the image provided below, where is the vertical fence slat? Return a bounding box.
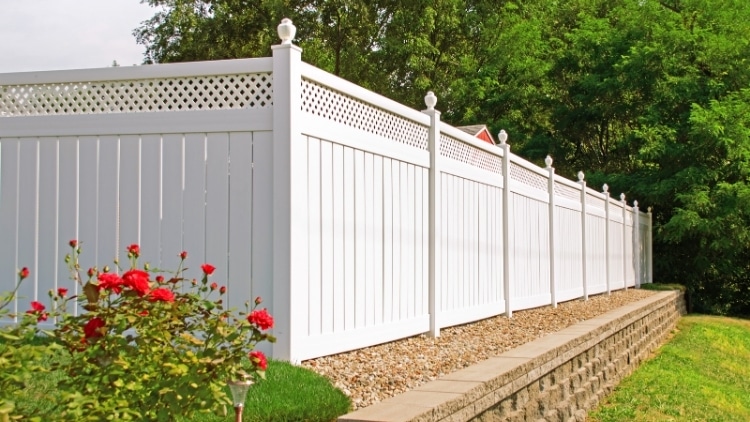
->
[118,135,140,262]
[0,140,19,316]
[398,161,414,320]
[16,140,37,308]
[78,136,98,268]
[160,134,184,270]
[382,157,394,323]
[307,138,322,335]
[251,131,274,349]
[182,133,207,265]
[478,184,488,307]
[332,143,345,331]
[57,137,78,302]
[205,132,230,296]
[405,163,415,319]
[364,152,375,327]
[392,160,403,321]
[343,147,355,331]
[140,134,161,268]
[227,131,253,311]
[98,135,119,269]
[38,138,58,301]
[373,155,384,325]
[320,140,334,333]
[354,149,366,328]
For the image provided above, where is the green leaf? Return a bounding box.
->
[179,332,204,346]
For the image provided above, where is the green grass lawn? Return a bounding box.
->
[589,315,750,422]
[188,360,352,422]
[640,283,686,292]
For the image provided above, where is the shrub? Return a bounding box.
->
[2,241,275,421]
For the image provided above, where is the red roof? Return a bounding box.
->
[456,125,495,145]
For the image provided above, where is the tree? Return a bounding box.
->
[133,0,750,315]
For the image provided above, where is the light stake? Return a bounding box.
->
[227,379,254,422]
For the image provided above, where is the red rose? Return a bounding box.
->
[148,287,175,303]
[249,350,268,371]
[201,264,216,275]
[69,239,78,248]
[210,282,218,291]
[29,301,45,312]
[87,267,96,277]
[122,269,151,296]
[179,251,188,260]
[155,275,164,283]
[247,308,274,330]
[26,300,48,321]
[254,296,263,305]
[127,244,140,258]
[57,287,68,297]
[19,267,29,280]
[83,317,105,339]
[219,286,227,294]
[97,272,124,294]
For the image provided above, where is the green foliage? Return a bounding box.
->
[0,272,62,422]
[135,0,750,314]
[589,315,750,421]
[2,347,350,422]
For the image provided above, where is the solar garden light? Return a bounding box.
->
[227,378,254,422]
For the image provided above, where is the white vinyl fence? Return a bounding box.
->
[0,20,652,363]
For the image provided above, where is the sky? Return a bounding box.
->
[0,0,156,74]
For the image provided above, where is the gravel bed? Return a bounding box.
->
[302,288,656,411]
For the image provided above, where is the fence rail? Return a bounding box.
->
[0,20,652,363]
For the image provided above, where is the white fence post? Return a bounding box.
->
[633,200,641,288]
[647,207,654,284]
[271,19,307,363]
[423,91,441,338]
[621,193,627,289]
[546,156,557,308]
[578,172,588,300]
[498,131,512,318]
[603,184,611,295]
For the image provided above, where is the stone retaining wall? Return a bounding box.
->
[339,290,686,422]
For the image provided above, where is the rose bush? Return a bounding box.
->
[2,241,275,421]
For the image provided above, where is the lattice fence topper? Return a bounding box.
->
[0,73,273,116]
[439,133,502,174]
[510,161,548,192]
[301,78,429,150]
[555,180,581,201]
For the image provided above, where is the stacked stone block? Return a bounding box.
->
[338,290,686,422]
[472,291,686,422]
